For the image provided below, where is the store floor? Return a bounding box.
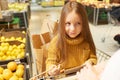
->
[29,3,120,76]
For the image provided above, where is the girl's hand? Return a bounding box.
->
[48,64,60,76]
[83,60,93,67]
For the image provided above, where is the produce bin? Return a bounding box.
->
[0,62,28,80]
[0,30,27,64]
[3,28,33,77]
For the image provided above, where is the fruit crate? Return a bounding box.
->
[0,40,27,65]
[0,62,28,80]
[3,27,27,32]
[1,28,33,63]
[54,0,64,7]
[41,0,54,7]
[0,27,26,41]
[1,31,26,38]
[0,28,33,77]
[0,29,27,64]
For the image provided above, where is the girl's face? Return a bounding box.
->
[65,11,82,38]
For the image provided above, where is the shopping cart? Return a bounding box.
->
[29,48,111,80]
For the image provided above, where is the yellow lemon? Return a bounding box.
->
[15,68,24,78]
[3,69,13,80]
[0,36,5,41]
[7,62,17,71]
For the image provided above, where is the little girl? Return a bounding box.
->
[46,1,97,76]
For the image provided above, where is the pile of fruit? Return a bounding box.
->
[0,36,26,43]
[0,31,26,43]
[8,3,29,12]
[0,61,24,80]
[0,30,26,61]
[0,42,25,60]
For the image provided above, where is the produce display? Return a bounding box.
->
[54,0,64,6]
[0,61,25,80]
[0,1,31,78]
[8,3,29,12]
[0,36,26,43]
[0,42,25,60]
[0,28,31,79]
[0,30,26,61]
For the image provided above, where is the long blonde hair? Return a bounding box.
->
[57,1,96,63]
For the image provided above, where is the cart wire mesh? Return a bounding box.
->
[96,48,111,63]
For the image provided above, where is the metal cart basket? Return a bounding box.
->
[96,48,111,63]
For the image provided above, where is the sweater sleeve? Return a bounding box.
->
[46,36,60,70]
[88,50,97,65]
[86,43,97,65]
[81,42,97,65]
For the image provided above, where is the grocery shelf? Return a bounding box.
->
[0,28,32,79]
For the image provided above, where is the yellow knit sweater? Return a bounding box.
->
[46,35,97,70]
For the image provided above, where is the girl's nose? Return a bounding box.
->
[70,25,75,31]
